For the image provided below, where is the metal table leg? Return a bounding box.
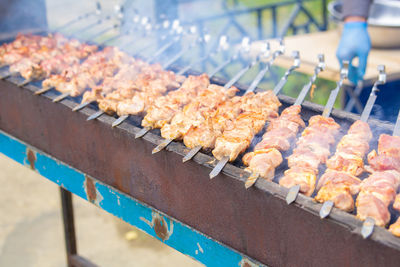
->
[60,187,98,267]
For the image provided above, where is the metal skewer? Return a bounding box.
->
[244,52,304,189]
[320,65,385,219]
[273,50,300,95]
[285,54,328,205]
[152,38,256,155]
[135,36,234,139]
[53,92,71,103]
[34,86,54,95]
[111,32,207,128]
[184,42,285,164]
[145,28,183,64]
[54,2,101,32]
[209,42,278,179]
[176,35,227,76]
[70,19,103,36]
[0,72,12,80]
[89,27,183,121]
[87,24,119,41]
[245,39,285,94]
[153,38,263,156]
[17,79,32,87]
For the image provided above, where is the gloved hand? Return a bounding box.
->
[336,22,371,84]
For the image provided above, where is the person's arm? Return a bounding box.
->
[343,0,372,19]
[336,0,372,84]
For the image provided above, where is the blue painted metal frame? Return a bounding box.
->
[0,129,263,267]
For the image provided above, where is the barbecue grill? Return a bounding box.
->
[1,2,400,267]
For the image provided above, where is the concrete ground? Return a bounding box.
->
[0,153,203,267]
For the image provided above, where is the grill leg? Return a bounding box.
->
[60,187,77,267]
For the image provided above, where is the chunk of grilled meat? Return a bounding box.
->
[356,170,400,227]
[142,74,210,129]
[242,105,305,180]
[279,115,340,196]
[160,85,238,140]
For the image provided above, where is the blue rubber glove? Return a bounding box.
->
[336,22,371,84]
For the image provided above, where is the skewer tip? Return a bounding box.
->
[87,110,104,121]
[182,146,202,163]
[286,185,300,205]
[152,139,172,154]
[111,115,129,127]
[209,157,229,179]
[361,217,375,239]
[244,173,259,189]
[319,200,334,219]
[135,127,150,139]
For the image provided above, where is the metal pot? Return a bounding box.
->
[328,0,400,48]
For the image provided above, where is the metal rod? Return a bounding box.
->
[73,101,92,112]
[394,109,400,137]
[135,127,151,139]
[320,66,384,219]
[53,92,70,103]
[245,172,260,189]
[111,114,129,127]
[360,65,386,122]
[87,110,104,121]
[70,19,102,36]
[54,2,101,32]
[345,80,364,112]
[60,187,77,267]
[361,217,375,239]
[286,184,300,204]
[34,86,54,95]
[0,72,12,80]
[322,61,349,118]
[209,156,229,179]
[319,200,334,219]
[245,40,285,93]
[273,50,300,95]
[182,146,202,163]
[294,54,325,106]
[17,79,32,87]
[87,24,118,41]
[146,37,180,64]
[152,139,173,154]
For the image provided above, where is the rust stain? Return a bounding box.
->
[154,216,169,241]
[26,148,36,170]
[239,258,259,267]
[140,212,174,242]
[85,175,97,203]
